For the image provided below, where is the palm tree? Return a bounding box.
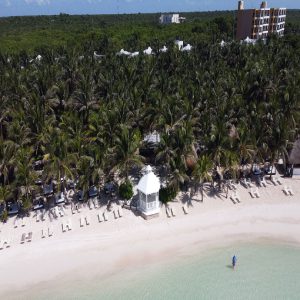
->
[192,155,213,202]
[0,138,16,185]
[112,125,144,181]
[43,127,75,192]
[15,147,37,212]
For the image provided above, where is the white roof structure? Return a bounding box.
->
[181,44,192,52]
[36,55,42,61]
[220,40,226,47]
[93,51,105,59]
[143,131,160,144]
[160,45,168,53]
[130,51,139,57]
[137,166,160,195]
[175,40,184,50]
[242,37,257,45]
[117,49,132,56]
[143,47,153,55]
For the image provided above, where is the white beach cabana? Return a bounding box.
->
[143,47,153,55]
[175,40,184,50]
[220,40,226,47]
[160,45,168,53]
[241,37,257,45]
[130,51,139,57]
[117,49,132,56]
[137,166,160,219]
[36,55,42,61]
[181,44,192,52]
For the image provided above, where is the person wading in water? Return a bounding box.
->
[232,255,237,270]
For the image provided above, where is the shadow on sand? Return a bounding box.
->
[226,265,234,270]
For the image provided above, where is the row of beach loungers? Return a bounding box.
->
[0,207,124,250]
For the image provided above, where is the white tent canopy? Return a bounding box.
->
[220,40,226,47]
[160,45,168,53]
[181,44,192,52]
[242,37,257,45]
[130,51,139,57]
[117,49,132,56]
[175,40,184,50]
[143,47,153,55]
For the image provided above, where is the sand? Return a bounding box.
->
[0,177,299,298]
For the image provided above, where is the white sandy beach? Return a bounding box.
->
[0,177,299,298]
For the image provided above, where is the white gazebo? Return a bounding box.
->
[137,166,160,219]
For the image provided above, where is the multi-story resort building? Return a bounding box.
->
[237,1,286,40]
[159,14,186,24]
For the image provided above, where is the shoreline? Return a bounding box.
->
[0,178,300,298]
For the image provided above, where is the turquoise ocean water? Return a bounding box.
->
[24,243,300,300]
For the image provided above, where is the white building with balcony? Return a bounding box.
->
[159,14,185,24]
[237,1,286,40]
[137,166,161,219]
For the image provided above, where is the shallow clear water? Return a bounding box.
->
[29,243,300,300]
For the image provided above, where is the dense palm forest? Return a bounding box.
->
[1,10,299,52]
[0,11,300,220]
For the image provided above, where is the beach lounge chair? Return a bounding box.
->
[249,188,255,198]
[21,218,26,227]
[270,177,278,186]
[103,211,108,221]
[246,178,254,188]
[88,200,93,210]
[0,239,6,249]
[182,205,189,215]
[21,233,26,244]
[229,194,236,204]
[62,222,66,232]
[234,192,241,203]
[36,211,40,222]
[98,213,103,222]
[254,188,260,198]
[240,178,248,188]
[66,219,72,231]
[41,229,46,238]
[59,207,64,217]
[93,199,99,209]
[80,216,85,227]
[166,207,171,217]
[5,239,10,248]
[118,207,123,218]
[48,226,53,237]
[85,215,90,226]
[170,207,176,217]
[14,218,19,228]
[261,177,267,187]
[27,232,33,242]
[283,185,290,196]
[275,176,282,185]
[287,186,294,196]
[1,239,9,249]
[52,207,58,218]
[113,210,118,219]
